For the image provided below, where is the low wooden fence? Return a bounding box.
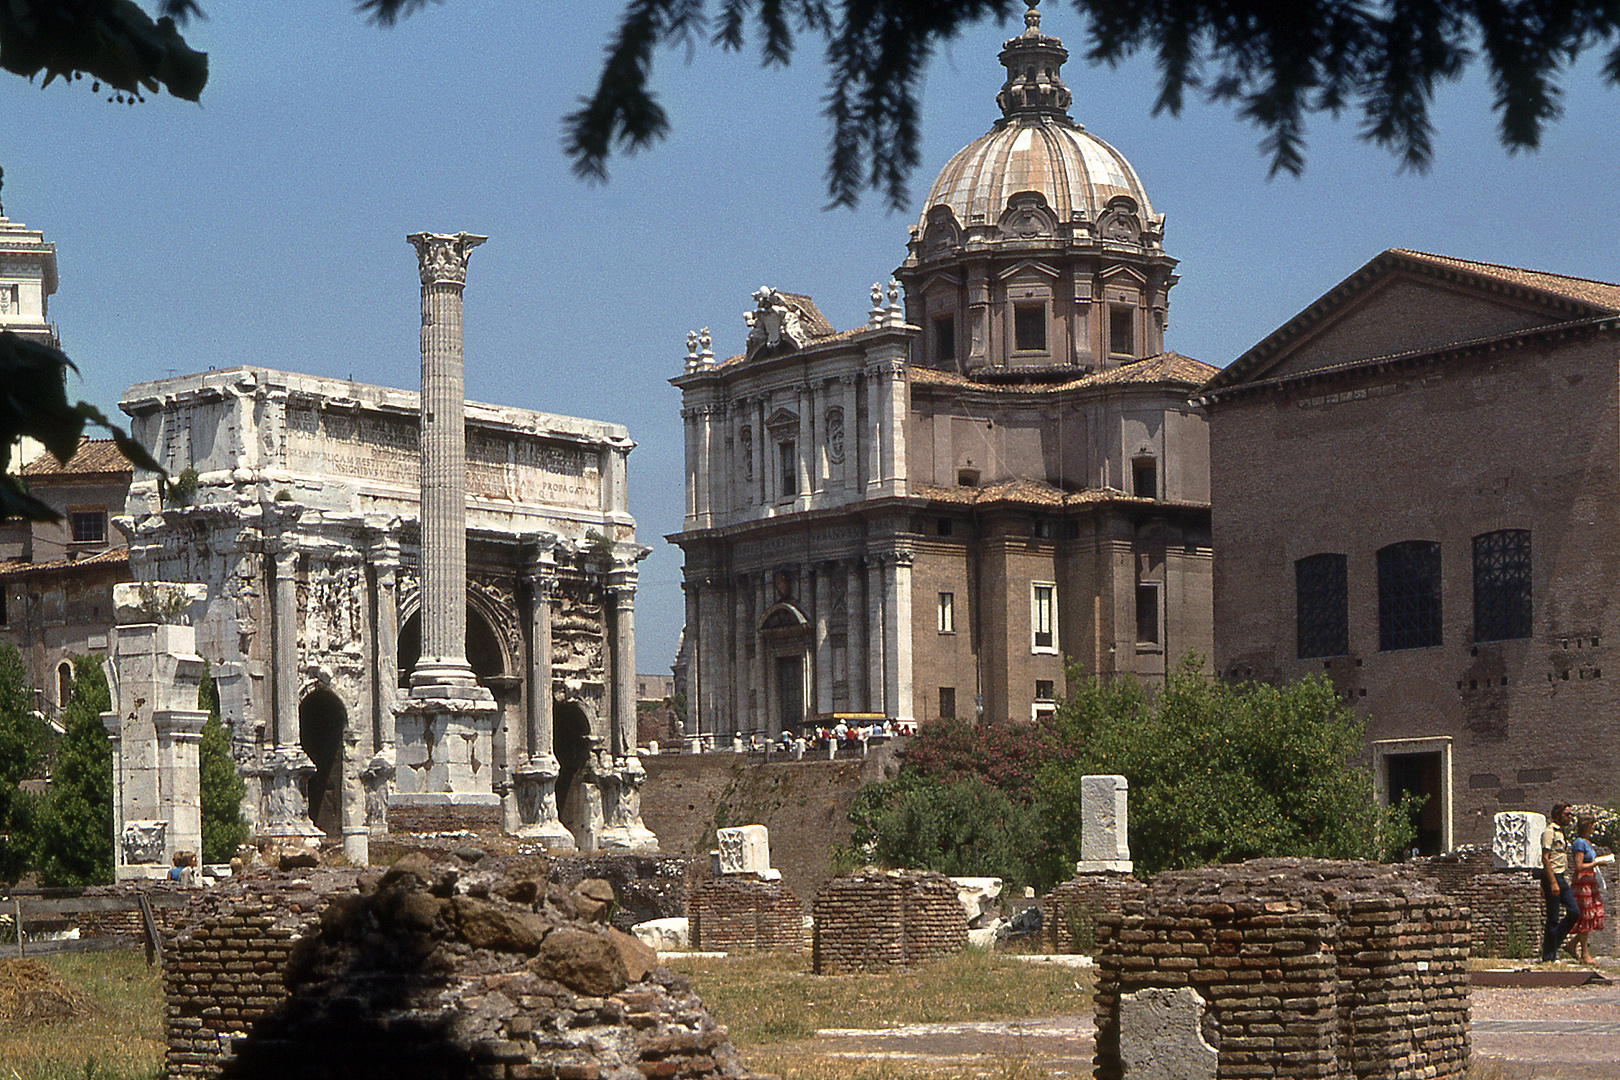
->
[1,887,191,960]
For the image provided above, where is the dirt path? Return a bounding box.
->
[794,976,1620,1078]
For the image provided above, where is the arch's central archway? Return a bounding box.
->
[299,689,346,837]
[397,603,507,687]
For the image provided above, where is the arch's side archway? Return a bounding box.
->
[299,688,346,838]
[554,702,592,841]
[397,603,508,687]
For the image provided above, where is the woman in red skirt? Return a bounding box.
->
[1570,815,1606,963]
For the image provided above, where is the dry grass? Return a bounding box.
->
[664,950,1089,1079]
[0,950,164,1080]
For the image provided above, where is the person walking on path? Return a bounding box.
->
[1570,815,1606,964]
[1543,802,1583,962]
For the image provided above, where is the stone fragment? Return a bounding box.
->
[605,928,658,982]
[1492,811,1548,870]
[454,846,488,865]
[278,849,319,870]
[529,928,628,996]
[631,917,690,952]
[949,876,1004,927]
[571,878,617,923]
[1118,986,1217,1080]
[714,825,771,876]
[451,896,549,954]
[1076,774,1133,873]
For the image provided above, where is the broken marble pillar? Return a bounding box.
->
[1075,773,1133,874]
[949,877,1004,928]
[1493,810,1550,869]
[713,824,780,880]
[1118,986,1217,1080]
[102,582,211,881]
[632,917,691,952]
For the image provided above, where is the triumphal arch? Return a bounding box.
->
[116,362,653,858]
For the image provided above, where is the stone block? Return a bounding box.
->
[123,820,167,864]
[715,825,771,876]
[1492,811,1548,869]
[1076,774,1133,873]
[1118,986,1217,1080]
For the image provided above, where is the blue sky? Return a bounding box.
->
[2,2,1615,670]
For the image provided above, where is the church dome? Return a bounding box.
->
[917,1,1157,236]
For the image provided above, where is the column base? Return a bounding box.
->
[514,820,579,850]
[597,824,659,852]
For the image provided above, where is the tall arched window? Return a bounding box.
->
[1378,541,1442,651]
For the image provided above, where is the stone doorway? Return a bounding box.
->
[1387,750,1446,855]
[554,702,592,839]
[776,654,805,735]
[760,602,810,739]
[299,688,345,837]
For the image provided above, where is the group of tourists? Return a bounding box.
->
[1541,802,1608,963]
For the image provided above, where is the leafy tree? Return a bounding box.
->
[844,772,1059,890]
[890,713,1051,797]
[8,3,1620,209]
[0,644,49,882]
[567,0,1620,207]
[198,662,248,863]
[1039,659,1418,874]
[35,655,113,886]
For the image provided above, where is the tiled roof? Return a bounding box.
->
[1390,250,1620,312]
[911,352,1215,393]
[21,438,133,477]
[0,546,127,578]
[1205,249,1620,396]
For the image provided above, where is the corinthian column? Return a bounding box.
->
[393,231,498,818]
[408,231,485,690]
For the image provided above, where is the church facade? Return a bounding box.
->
[671,6,1214,739]
[117,365,649,854]
[1202,249,1620,852]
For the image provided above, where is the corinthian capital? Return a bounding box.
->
[408,232,488,286]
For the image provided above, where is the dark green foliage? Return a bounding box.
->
[0,644,49,881]
[568,0,1620,208]
[850,657,1415,886]
[198,662,248,864]
[844,772,1058,890]
[1039,659,1417,874]
[0,331,165,522]
[36,656,113,886]
[0,0,206,102]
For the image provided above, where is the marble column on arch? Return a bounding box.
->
[262,546,321,839]
[513,539,574,848]
[601,564,656,851]
[361,530,400,840]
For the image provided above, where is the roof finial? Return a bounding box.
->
[1024,0,1042,36]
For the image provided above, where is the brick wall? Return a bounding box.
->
[162,875,344,1079]
[1405,847,1549,958]
[1041,872,1148,953]
[811,869,966,974]
[385,802,503,834]
[1092,858,1469,1080]
[689,877,805,952]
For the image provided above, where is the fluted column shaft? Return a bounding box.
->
[273,550,299,747]
[408,231,485,687]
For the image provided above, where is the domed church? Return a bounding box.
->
[671,1,1214,739]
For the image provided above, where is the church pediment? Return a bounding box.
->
[1205,249,1620,395]
[765,407,799,435]
[996,259,1061,282]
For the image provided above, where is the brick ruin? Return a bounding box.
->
[156,855,768,1080]
[1041,872,1148,953]
[1405,845,1562,959]
[811,869,966,974]
[688,878,805,953]
[1093,858,1470,1080]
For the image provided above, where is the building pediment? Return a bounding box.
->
[1203,249,1620,397]
[996,259,1061,282]
[765,408,799,435]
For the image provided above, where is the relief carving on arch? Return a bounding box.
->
[470,572,524,660]
[551,577,606,686]
[297,557,365,659]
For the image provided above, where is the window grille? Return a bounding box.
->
[1473,529,1531,642]
[1032,583,1056,651]
[1296,553,1348,658]
[1014,304,1046,351]
[70,510,106,544]
[1378,541,1442,650]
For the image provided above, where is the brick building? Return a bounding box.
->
[1202,248,1620,852]
[671,5,1213,738]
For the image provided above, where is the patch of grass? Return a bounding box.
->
[664,949,1088,1049]
[0,950,164,1080]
